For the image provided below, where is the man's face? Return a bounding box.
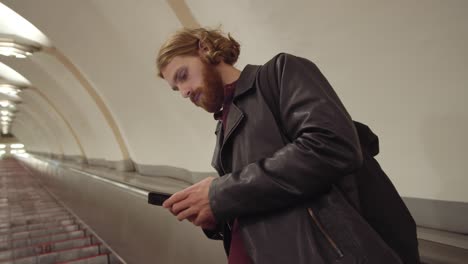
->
[161,55,224,113]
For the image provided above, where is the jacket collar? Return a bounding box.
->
[233,64,260,100]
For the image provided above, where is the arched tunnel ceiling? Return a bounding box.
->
[0,0,467,202]
[2,54,122,160]
[1,0,218,171]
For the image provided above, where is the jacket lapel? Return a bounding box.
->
[212,65,261,174]
[221,65,261,146]
[211,121,223,175]
[222,104,244,145]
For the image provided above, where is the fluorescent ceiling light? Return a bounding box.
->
[1,126,8,132]
[11,143,24,148]
[0,110,12,116]
[0,38,39,58]
[1,116,11,122]
[0,47,28,58]
[0,84,21,97]
[0,100,11,107]
[0,100,13,108]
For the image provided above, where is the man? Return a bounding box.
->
[157,28,420,264]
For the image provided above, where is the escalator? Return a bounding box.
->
[0,158,123,264]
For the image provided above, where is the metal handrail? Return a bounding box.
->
[68,167,149,198]
[19,155,175,200]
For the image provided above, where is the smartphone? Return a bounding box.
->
[148,191,171,206]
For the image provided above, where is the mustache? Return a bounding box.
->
[190,90,201,105]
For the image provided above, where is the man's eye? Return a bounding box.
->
[178,70,187,81]
[179,73,187,81]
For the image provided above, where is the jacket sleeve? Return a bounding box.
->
[209,53,363,221]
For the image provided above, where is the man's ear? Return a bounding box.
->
[198,40,210,54]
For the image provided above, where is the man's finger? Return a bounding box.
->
[176,207,198,221]
[171,199,191,215]
[162,189,188,208]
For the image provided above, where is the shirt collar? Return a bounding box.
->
[213,80,238,120]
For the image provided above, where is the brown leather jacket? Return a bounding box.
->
[207,53,419,263]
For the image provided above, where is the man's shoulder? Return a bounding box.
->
[262,52,316,71]
[263,52,293,66]
[256,53,289,78]
[243,53,307,71]
[240,53,316,85]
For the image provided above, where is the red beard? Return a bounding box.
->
[192,62,225,113]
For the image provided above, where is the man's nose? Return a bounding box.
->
[181,88,192,98]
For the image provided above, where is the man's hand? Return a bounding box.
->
[162,176,217,230]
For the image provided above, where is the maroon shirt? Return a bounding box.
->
[214,81,252,264]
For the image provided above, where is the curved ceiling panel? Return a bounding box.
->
[13,114,57,154]
[10,120,39,151]
[16,104,63,155]
[1,56,122,161]
[0,2,51,46]
[0,61,30,85]
[20,90,83,157]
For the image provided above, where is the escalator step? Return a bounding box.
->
[56,254,110,264]
[0,236,95,261]
[1,230,86,250]
[0,244,102,264]
[0,219,75,235]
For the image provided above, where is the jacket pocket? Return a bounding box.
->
[307,207,345,259]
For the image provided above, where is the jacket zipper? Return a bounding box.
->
[307,208,344,258]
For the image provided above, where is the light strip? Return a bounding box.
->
[0,38,40,58]
[11,143,24,148]
[0,100,12,108]
[1,110,12,116]
[0,84,21,97]
[1,116,11,122]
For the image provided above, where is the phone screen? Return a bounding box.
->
[148,192,171,206]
